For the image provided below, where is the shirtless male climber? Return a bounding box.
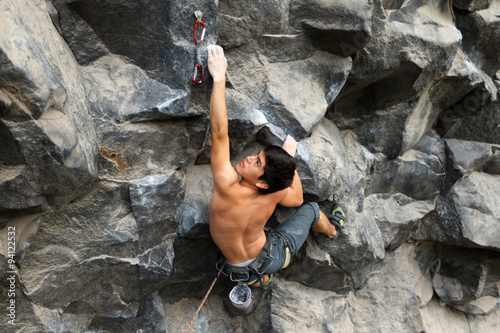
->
[207,45,347,288]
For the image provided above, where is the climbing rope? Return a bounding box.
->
[192,11,206,84]
[184,264,223,333]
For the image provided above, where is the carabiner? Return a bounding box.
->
[193,19,206,44]
[192,11,206,84]
[193,62,203,84]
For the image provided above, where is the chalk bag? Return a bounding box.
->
[229,283,253,315]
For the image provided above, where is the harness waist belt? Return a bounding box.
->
[224,231,271,275]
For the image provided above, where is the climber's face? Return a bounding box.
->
[235,151,267,185]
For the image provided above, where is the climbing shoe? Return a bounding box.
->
[329,202,346,238]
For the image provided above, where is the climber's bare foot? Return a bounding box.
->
[313,211,338,238]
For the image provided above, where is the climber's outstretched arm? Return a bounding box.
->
[207,45,238,191]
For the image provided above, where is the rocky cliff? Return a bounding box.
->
[1,0,499,332]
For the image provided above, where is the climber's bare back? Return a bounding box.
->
[210,182,286,264]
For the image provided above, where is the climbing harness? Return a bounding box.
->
[192,11,206,84]
[216,231,273,290]
[184,263,223,333]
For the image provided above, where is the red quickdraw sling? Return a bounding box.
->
[192,11,206,84]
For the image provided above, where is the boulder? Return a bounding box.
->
[453,0,494,12]
[431,246,500,315]
[329,0,461,157]
[289,0,373,57]
[81,55,195,123]
[367,147,445,202]
[332,0,461,116]
[280,237,353,293]
[259,51,352,139]
[178,165,213,238]
[269,277,352,332]
[129,171,186,250]
[17,181,174,313]
[225,45,270,104]
[445,172,500,250]
[0,0,98,213]
[414,172,500,251]
[401,50,488,154]
[363,193,434,250]
[226,45,351,140]
[316,202,386,288]
[218,0,289,48]
[442,139,500,193]
[428,49,484,111]
[348,243,426,333]
[455,1,500,77]
[95,118,208,181]
[339,130,382,203]
[52,0,219,86]
[295,119,349,202]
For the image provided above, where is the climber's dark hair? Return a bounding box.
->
[258,145,297,194]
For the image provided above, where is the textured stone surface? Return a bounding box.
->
[316,203,386,288]
[259,51,352,139]
[178,165,213,238]
[296,118,349,202]
[1,0,500,331]
[329,0,462,158]
[453,0,494,11]
[367,147,446,201]
[290,0,373,57]
[268,277,352,333]
[364,193,434,250]
[0,0,98,215]
[415,172,500,251]
[348,243,426,333]
[455,0,500,77]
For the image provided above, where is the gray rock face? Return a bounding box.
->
[82,55,194,123]
[218,0,288,48]
[453,0,494,12]
[364,193,434,250]
[53,0,219,86]
[2,0,500,331]
[455,1,500,77]
[435,172,500,250]
[431,246,500,315]
[290,0,373,57]
[268,277,351,332]
[178,165,213,238]
[296,118,349,201]
[329,0,462,158]
[348,243,427,332]
[258,51,352,139]
[0,0,98,215]
[17,181,174,313]
[367,146,446,201]
[130,171,186,250]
